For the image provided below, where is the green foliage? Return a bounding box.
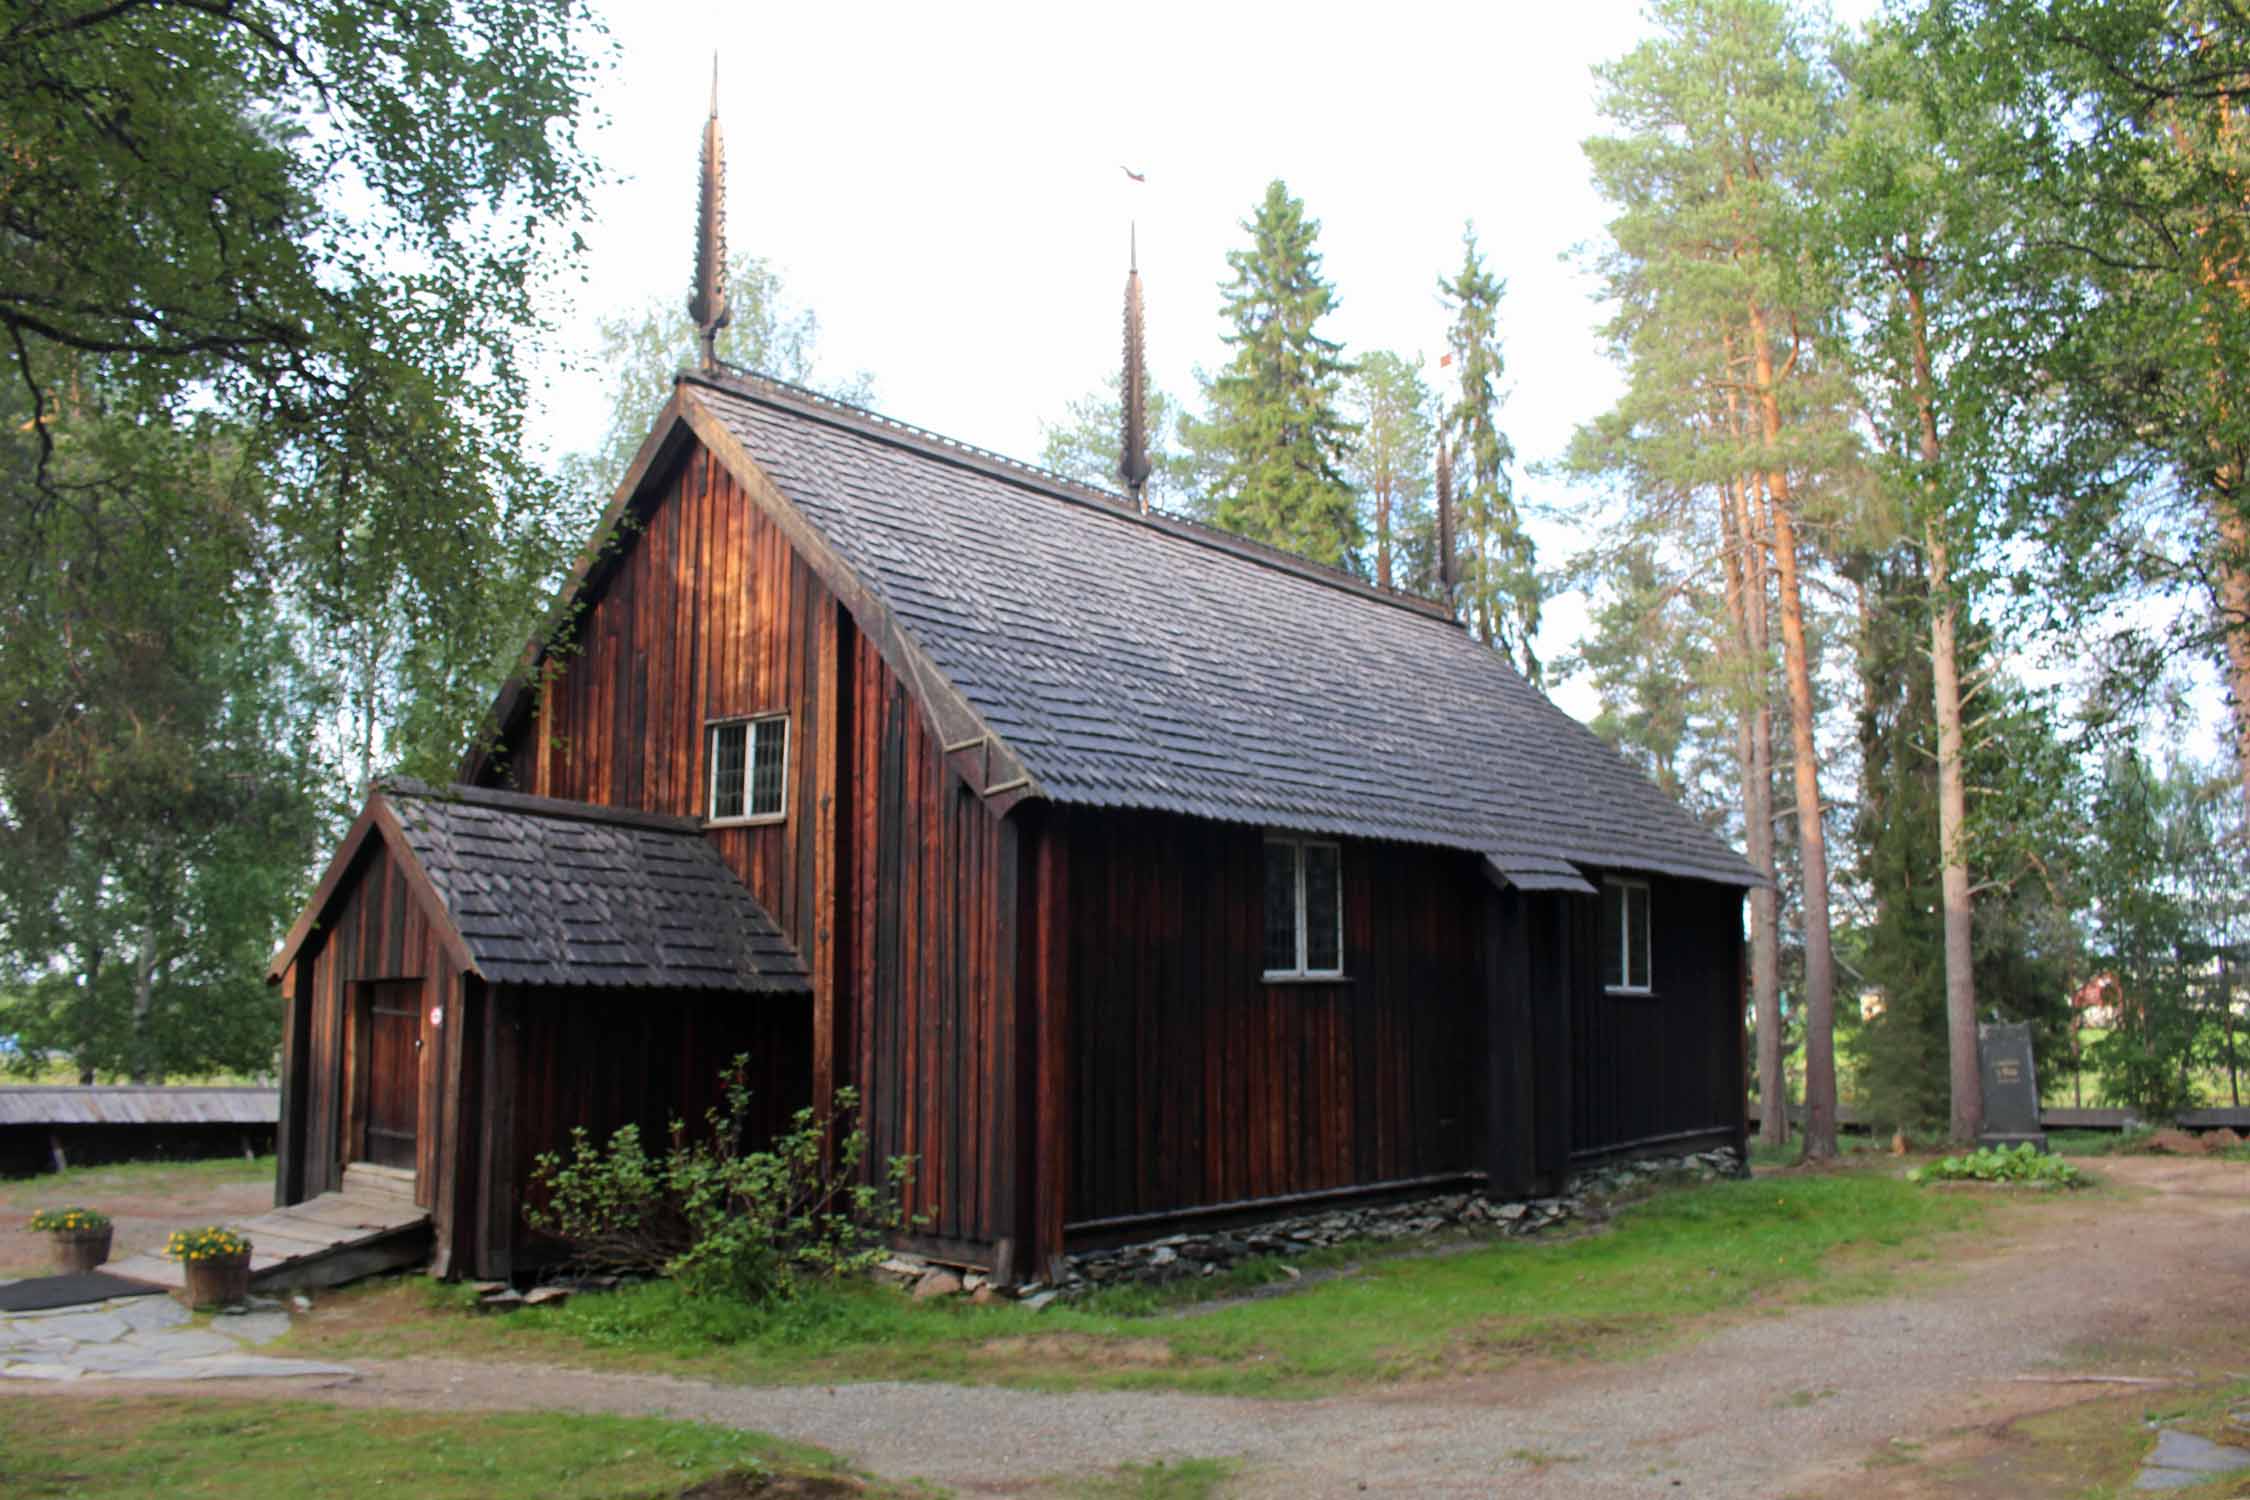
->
[165,1225,253,1263]
[26,1205,109,1234]
[1038,373,1210,516]
[528,1061,913,1305]
[1197,180,1362,569]
[1439,227,1541,677]
[1344,350,1439,593]
[555,248,873,509]
[2079,752,2245,1118]
[1908,1144,2089,1188]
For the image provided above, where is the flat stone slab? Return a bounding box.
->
[213,1310,291,1347]
[121,1329,244,1360]
[115,1297,192,1334]
[2136,1429,2250,1491]
[12,1311,127,1344]
[0,1361,83,1381]
[109,1354,355,1382]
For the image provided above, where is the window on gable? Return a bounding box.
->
[1263,836,1344,979]
[1602,877,1652,993]
[706,715,789,823]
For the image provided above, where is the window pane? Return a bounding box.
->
[1303,844,1341,972]
[1600,881,1624,989]
[749,717,788,816]
[1627,883,1651,990]
[1262,842,1300,973]
[709,723,747,820]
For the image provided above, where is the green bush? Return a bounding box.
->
[527,1058,914,1305]
[1907,1143,2089,1188]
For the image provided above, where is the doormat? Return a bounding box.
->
[0,1270,167,1313]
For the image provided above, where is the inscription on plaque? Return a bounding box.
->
[1977,1021,2047,1152]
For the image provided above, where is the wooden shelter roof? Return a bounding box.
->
[475,368,1759,891]
[270,781,809,994]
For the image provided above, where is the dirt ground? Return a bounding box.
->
[0,1162,272,1277]
[14,1156,2250,1498]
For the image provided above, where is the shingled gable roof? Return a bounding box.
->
[480,368,1759,892]
[269,780,809,994]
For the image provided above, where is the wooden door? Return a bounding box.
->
[361,980,423,1170]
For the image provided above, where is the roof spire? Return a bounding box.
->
[1119,222,1152,513]
[689,55,730,372]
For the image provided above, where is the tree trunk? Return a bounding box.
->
[1906,271,1983,1147]
[74,942,103,1086]
[2218,497,2250,832]
[130,924,158,1086]
[1747,300,1840,1162]
[1724,450,1786,1146]
[1376,483,1394,591]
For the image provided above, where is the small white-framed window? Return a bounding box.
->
[1602,876,1652,993]
[706,714,789,824]
[1263,835,1344,979]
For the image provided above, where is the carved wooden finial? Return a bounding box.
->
[689,56,730,372]
[1119,225,1152,513]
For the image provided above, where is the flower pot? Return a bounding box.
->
[178,1251,253,1310]
[50,1226,113,1274]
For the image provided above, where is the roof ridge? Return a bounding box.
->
[379,778,706,835]
[683,367,1460,624]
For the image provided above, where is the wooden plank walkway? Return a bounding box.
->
[109,1163,430,1293]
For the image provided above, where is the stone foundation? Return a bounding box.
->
[878,1144,1748,1305]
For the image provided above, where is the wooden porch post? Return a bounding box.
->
[1480,883,1538,1200]
[475,984,518,1281]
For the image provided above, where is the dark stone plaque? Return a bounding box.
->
[1977,1021,2047,1152]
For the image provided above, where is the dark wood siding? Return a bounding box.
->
[498,986,813,1259]
[490,440,1014,1258]
[1567,874,1746,1159]
[1056,809,1483,1233]
[848,634,1015,1253]
[284,836,465,1256]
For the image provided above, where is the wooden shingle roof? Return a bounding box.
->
[270,781,809,994]
[681,374,1758,891]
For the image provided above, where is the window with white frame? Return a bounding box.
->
[706,715,789,823]
[1263,836,1343,979]
[1601,876,1652,993]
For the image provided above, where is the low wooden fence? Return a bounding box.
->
[1745,1101,2250,1135]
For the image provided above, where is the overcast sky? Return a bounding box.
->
[529,1,1882,722]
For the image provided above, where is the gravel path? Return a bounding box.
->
[34,1157,2250,1498]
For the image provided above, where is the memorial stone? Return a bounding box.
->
[1977,1020,2047,1152]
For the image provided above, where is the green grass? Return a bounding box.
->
[0,1154,274,1203]
[1062,1458,1237,1498]
[0,1395,871,1499]
[291,1168,1995,1398]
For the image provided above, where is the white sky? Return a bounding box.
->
[528,0,1953,730]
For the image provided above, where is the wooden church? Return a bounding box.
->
[267,95,1758,1285]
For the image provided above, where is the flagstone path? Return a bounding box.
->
[0,1291,351,1383]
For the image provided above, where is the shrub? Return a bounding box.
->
[28,1206,110,1233]
[1907,1144,2088,1189]
[165,1226,252,1262]
[527,1057,914,1305]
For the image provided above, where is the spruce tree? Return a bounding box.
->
[1201,181,1361,568]
[1440,228,1542,679]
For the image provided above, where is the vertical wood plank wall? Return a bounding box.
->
[1057,810,1483,1231]
[1566,874,1746,1158]
[287,839,452,1242]
[487,443,1013,1255]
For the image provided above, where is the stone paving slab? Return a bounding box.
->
[2135,1428,2250,1492]
[0,1292,353,1385]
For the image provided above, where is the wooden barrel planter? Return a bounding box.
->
[49,1226,113,1274]
[179,1252,253,1310]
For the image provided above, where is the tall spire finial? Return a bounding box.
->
[1119,223,1152,512]
[689,55,730,373]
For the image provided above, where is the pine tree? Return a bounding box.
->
[1440,228,1541,678]
[1200,181,1362,568]
[1344,351,1437,592]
